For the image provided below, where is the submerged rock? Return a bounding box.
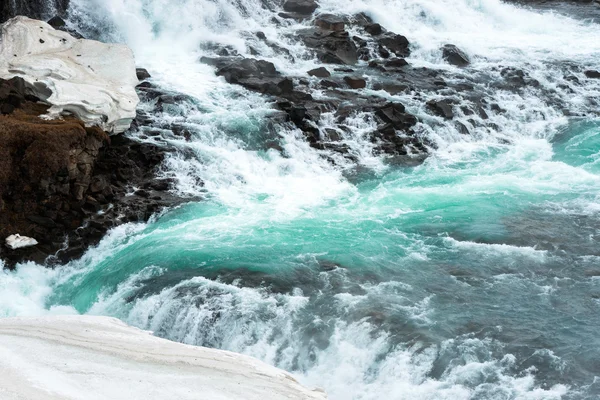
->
[0,17,139,133]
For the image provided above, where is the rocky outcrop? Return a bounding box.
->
[0,20,182,268]
[0,80,180,268]
[0,17,139,133]
[0,316,328,400]
[199,12,429,161]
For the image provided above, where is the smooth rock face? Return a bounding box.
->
[0,16,139,133]
[5,234,38,250]
[0,316,328,400]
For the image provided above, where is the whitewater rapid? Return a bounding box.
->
[2,0,600,399]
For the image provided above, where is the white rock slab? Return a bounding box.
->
[0,17,139,133]
[0,316,327,400]
[4,234,38,250]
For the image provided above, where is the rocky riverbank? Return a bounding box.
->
[0,18,187,268]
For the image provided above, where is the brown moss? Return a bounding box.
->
[0,104,108,197]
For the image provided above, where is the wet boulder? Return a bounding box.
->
[377,33,410,58]
[214,58,294,96]
[298,28,358,65]
[427,99,455,119]
[344,76,366,89]
[307,67,331,78]
[375,102,417,131]
[282,0,318,15]
[372,82,410,95]
[585,70,600,79]
[442,44,470,67]
[384,58,409,68]
[315,14,345,32]
[136,68,151,81]
[216,58,279,81]
[500,67,540,89]
[365,23,383,36]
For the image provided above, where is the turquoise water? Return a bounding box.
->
[4,119,599,399]
[3,0,600,398]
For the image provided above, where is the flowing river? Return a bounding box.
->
[2,0,600,398]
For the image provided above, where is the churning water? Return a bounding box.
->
[2,0,600,398]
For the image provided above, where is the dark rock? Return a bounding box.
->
[320,79,340,89]
[315,14,345,32]
[442,44,470,67]
[377,33,410,58]
[47,16,66,28]
[46,14,85,39]
[282,0,318,15]
[372,82,410,95]
[212,58,296,96]
[455,121,470,135]
[289,105,307,123]
[319,260,342,271]
[216,58,279,81]
[365,23,383,36]
[0,80,190,268]
[427,99,455,119]
[298,28,358,65]
[308,67,331,78]
[27,215,57,228]
[344,76,366,89]
[136,68,152,81]
[1,0,70,24]
[585,70,600,79]
[375,102,417,130]
[384,58,409,68]
[500,67,539,89]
